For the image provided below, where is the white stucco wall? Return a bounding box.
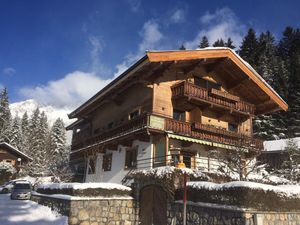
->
[85,140,152,184]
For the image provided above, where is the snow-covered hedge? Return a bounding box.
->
[182,181,300,211]
[36,182,131,197]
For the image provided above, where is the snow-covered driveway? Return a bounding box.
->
[0,194,68,225]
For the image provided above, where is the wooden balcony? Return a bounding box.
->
[164,118,263,151]
[171,81,255,115]
[71,114,263,152]
[71,114,149,151]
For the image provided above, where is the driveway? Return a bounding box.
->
[0,194,67,225]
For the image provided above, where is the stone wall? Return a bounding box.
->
[167,201,300,225]
[31,194,139,225]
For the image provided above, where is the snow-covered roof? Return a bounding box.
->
[263,137,300,152]
[0,142,32,161]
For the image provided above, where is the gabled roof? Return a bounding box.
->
[68,48,288,119]
[0,142,32,161]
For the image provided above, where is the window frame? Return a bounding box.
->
[124,147,138,169]
[87,157,96,174]
[102,153,113,171]
[128,107,141,120]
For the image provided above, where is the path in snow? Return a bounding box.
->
[0,194,68,225]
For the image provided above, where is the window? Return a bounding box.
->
[129,107,141,120]
[173,109,186,122]
[102,153,112,171]
[125,147,137,169]
[228,123,238,132]
[194,77,221,90]
[153,136,166,167]
[87,158,96,174]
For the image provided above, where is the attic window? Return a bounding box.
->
[129,107,141,120]
[194,77,221,90]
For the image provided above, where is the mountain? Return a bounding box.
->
[10,99,74,126]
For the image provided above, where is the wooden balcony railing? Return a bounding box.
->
[164,118,263,150]
[171,81,255,115]
[71,114,149,151]
[71,114,263,152]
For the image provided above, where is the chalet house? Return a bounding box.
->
[67,48,288,183]
[258,137,300,170]
[0,142,32,173]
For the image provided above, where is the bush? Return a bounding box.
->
[0,162,16,184]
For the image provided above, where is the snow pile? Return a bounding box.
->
[188,181,300,198]
[130,166,207,179]
[36,182,132,197]
[38,182,131,191]
[0,194,67,225]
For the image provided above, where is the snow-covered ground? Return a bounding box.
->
[0,194,68,225]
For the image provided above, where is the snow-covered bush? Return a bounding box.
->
[36,182,132,197]
[184,181,300,211]
[0,161,17,183]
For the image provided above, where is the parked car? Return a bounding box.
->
[10,181,32,200]
[0,181,15,193]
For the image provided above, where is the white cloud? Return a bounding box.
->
[185,7,246,49]
[88,35,111,75]
[0,83,4,91]
[19,71,112,109]
[2,67,16,76]
[170,9,185,24]
[114,20,164,77]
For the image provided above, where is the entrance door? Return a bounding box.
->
[139,185,167,225]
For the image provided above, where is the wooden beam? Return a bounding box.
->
[228,77,251,91]
[205,57,228,73]
[182,59,204,74]
[146,61,174,82]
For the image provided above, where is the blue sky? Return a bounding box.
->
[0,0,299,109]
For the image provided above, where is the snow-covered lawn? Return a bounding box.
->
[0,194,68,225]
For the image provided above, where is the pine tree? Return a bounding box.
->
[198,36,209,48]
[225,38,235,49]
[8,116,22,149]
[179,44,186,50]
[21,112,30,155]
[278,27,300,137]
[212,39,225,47]
[0,88,12,143]
[48,118,69,178]
[239,28,259,68]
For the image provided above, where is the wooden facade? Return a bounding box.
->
[0,142,31,173]
[67,48,288,183]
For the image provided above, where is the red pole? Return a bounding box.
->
[183,173,187,225]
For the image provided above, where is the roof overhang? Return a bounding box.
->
[0,142,32,161]
[68,48,288,119]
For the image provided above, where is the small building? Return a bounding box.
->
[258,137,300,169]
[0,142,32,174]
[67,48,288,184]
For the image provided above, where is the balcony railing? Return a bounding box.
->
[71,114,263,152]
[171,81,255,115]
[165,118,263,150]
[71,114,149,151]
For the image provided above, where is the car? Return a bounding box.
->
[0,181,15,193]
[10,181,32,200]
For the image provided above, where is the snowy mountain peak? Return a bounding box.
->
[10,99,74,126]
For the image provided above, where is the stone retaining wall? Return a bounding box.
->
[167,202,300,225]
[31,194,139,225]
